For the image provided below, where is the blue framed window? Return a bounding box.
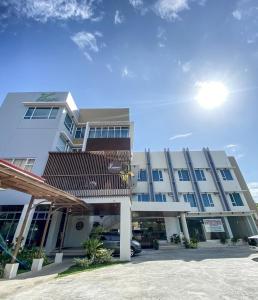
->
[195,169,206,181]
[220,169,233,181]
[88,126,129,138]
[201,193,214,207]
[229,193,244,206]
[138,169,147,181]
[137,194,150,202]
[183,194,197,207]
[74,127,85,139]
[178,169,190,181]
[152,169,163,181]
[155,194,166,202]
[64,113,74,134]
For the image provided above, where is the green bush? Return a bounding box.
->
[184,239,198,249]
[0,263,4,278]
[94,248,113,264]
[89,226,105,239]
[153,239,159,250]
[73,258,91,268]
[231,237,239,245]
[82,238,103,261]
[220,236,227,244]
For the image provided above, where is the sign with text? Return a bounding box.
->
[203,219,225,233]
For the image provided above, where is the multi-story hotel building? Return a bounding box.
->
[0,92,257,260]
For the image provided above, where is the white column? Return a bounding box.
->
[164,217,180,242]
[12,204,35,247]
[180,212,190,242]
[224,217,233,238]
[82,122,90,151]
[45,211,62,254]
[120,198,131,261]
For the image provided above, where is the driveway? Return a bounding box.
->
[1,246,258,300]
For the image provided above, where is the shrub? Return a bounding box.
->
[94,248,113,264]
[0,263,4,278]
[242,236,249,243]
[89,226,105,239]
[184,239,198,249]
[231,237,239,245]
[82,239,103,260]
[220,236,227,244]
[73,258,91,268]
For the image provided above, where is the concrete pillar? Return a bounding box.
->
[164,217,180,242]
[12,203,35,247]
[246,215,258,236]
[45,211,62,254]
[180,212,190,242]
[120,199,131,261]
[223,217,233,238]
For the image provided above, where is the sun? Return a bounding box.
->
[195,81,229,109]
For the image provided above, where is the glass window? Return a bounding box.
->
[114,127,121,138]
[121,127,129,138]
[64,113,74,133]
[89,128,95,138]
[102,127,108,138]
[183,194,197,207]
[108,127,115,138]
[229,193,244,206]
[178,169,190,181]
[74,127,85,139]
[220,169,233,181]
[56,137,70,152]
[4,158,35,172]
[138,169,147,181]
[195,169,206,181]
[152,169,163,181]
[32,108,51,119]
[137,194,150,202]
[95,128,102,138]
[201,193,214,207]
[24,107,35,119]
[49,108,59,119]
[155,193,166,202]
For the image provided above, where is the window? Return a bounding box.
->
[183,194,197,207]
[4,158,35,172]
[178,169,190,181]
[229,193,244,206]
[201,193,214,207]
[220,169,233,181]
[155,193,166,202]
[138,169,147,181]
[74,127,85,139]
[24,107,59,120]
[88,126,129,138]
[64,113,74,134]
[152,169,163,181]
[56,137,70,152]
[137,194,150,202]
[195,169,206,181]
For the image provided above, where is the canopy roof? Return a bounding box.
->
[0,159,88,214]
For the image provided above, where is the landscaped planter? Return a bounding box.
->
[55,253,63,264]
[31,258,44,272]
[4,263,19,279]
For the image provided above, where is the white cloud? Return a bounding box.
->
[71,31,102,62]
[232,10,242,21]
[106,64,112,72]
[169,132,192,140]
[121,66,134,78]
[154,0,189,20]
[0,0,98,23]
[129,0,143,8]
[114,10,124,24]
[248,182,258,202]
[224,144,245,160]
[182,61,191,73]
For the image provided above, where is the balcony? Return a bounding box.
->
[43,151,131,198]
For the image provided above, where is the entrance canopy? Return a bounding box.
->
[0,159,88,214]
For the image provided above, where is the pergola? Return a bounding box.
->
[0,159,89,263]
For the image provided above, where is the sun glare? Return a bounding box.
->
[195,81,229,109]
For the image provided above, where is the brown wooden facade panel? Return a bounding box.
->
[85,138,130,151]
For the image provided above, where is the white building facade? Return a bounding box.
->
[0,92,257,260]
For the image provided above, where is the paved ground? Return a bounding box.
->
[1,246,258,300]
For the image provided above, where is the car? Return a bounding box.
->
[248,235,258,251]
[100,232,142,257]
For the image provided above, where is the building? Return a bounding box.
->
[0,92,257,261]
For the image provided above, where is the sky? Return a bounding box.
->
[0,0,258,201]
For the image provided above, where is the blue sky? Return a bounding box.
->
[0,0,258,201]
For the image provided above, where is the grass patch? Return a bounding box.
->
[58,261,126,278]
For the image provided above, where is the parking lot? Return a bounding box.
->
[1,246,258,300]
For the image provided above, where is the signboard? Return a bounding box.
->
[203,219,225,233]
[36,92,58,102]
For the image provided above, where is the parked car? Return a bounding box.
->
[248,235,258,251]
[100,232,142,257]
